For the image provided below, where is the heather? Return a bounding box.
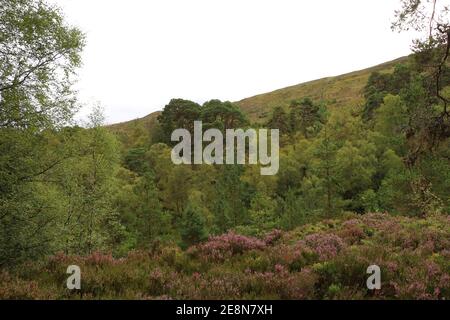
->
[1,213,448,300]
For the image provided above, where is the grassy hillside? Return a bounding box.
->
[235,56,408,122]
[107,111,161,150]
[107,56,409,142]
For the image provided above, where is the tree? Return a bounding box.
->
[374,94,408,155]
[180,203,207,248]
[157,99,201,144]
[0,151,63,266]
[212,165,251,233]
[162,165,192,222]
[133,173,171,248]
[201,99,248,131]
[56,106,123,254]
[0,0,84,266]
[392,0,450,157]
[124,147,150,175]
[334,141,377,212]
[279,189,304,229]
[289,98,323,137]
[248,192,278,234]
[267,106,290,134]
[0,0,85,130]
[311,125,340,216]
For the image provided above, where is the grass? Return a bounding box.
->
[235,56,408,122]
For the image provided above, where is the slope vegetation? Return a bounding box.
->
[107,56,409,141]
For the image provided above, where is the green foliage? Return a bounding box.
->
[54,107,124,255]
[130,173,172,248]
[279,189,309,229]
[267,106,289,134]
[212,165,252,233]
[157,99,201,144]
[201,99,248,131]
[289,98,323,137]
[156,98,248,147]
[248,193,278,234]
[123,147,150,175]
[0,0,86,266]
[362,65,412,120]
[374,95,408,155]
[180,204,208,249]
[0,0,85,130]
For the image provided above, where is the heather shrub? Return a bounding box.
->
[239,266,318,299]
[192,231,266,262]
[1,214,448,299]
[263,229,283,245]
[338,219,366,244]
[301,233,346,260]
[0,271,55,299]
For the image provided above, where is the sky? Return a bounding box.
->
[51,0,418,124]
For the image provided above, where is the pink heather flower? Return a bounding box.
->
[264,229,283,245]
[195,231,266,261]
[385,261,398,274]
[302,233,345,260]
[425,261,441,278]
[274,264,287,274]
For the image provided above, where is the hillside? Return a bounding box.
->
[235,56,408,122]
[107,55,409,140]
[107,111,161,150]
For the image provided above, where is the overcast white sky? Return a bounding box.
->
[52,0,418,124]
